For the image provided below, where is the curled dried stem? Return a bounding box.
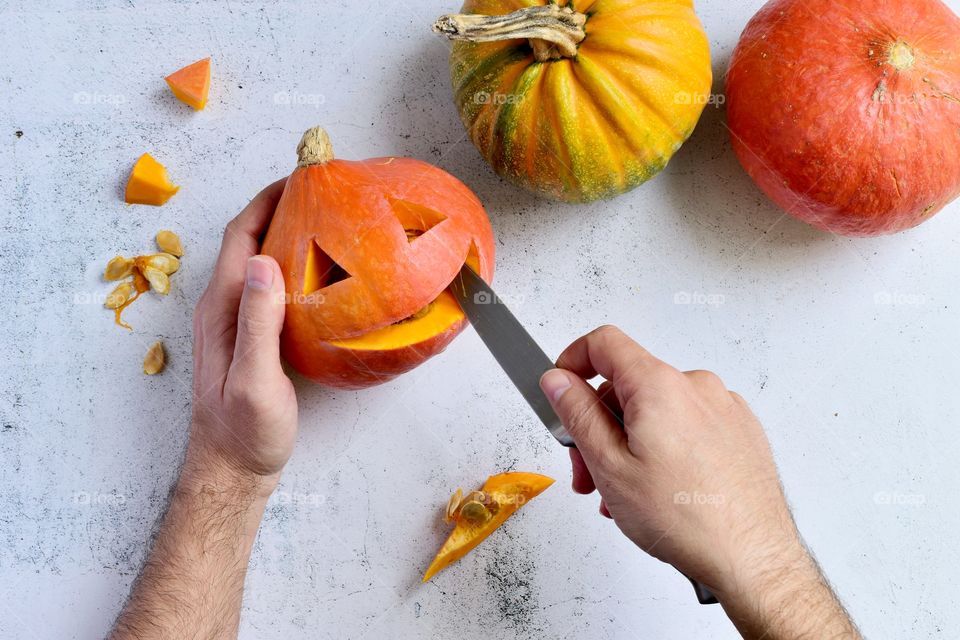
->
[433,5,587,62]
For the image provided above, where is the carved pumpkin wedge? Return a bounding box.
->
[423,472,554,582]
[261,127,496,388]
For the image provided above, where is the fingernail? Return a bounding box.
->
[540,369,572,403]
[246,256,274,290]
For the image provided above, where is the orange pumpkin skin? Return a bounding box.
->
[262,128,495,388]
[727,0,960,236]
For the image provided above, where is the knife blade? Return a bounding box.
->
[449,264,719,606]
[448,264,575,447]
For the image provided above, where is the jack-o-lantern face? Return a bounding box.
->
[262,127,495,389]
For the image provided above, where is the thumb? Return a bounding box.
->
[540,369,627,461]
[231,255,286,380]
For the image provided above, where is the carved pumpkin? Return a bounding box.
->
[261,127,495,389]
[433,0,713,202]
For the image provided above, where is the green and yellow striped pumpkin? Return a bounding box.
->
[435,0,713,202]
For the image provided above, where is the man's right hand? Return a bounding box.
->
[540,326,860,639]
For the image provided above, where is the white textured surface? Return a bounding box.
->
[2,1,959,638]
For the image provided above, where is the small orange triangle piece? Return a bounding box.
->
[165,57,211,110]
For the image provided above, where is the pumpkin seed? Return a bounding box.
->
[445,488,464,523]
[139,253,180,275]
[105,281,136,309]
[463,490,485,504]
[142,266,170,294]
[156,230,183,257]
[104,256,134,281]
[143,341,165,375]
[464,490,500,515]
[459,501,491,525]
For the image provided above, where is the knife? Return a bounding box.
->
[449,264,719,606]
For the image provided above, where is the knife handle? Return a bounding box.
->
[687,575,719,605]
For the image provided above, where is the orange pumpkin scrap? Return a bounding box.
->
[423,472,554,582]
[124,153,179,206]
[165,57,211,110]
[261,126,496,389]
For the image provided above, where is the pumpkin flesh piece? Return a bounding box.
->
[165,58,211,110]
[125,153,179,206]
[422,472,554,582]
[329,291,464,351]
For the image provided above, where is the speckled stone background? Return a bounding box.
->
[2,1,959,638]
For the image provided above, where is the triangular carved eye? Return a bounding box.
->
[465,239,482,273]
[303,237,353,295]
[389,198,448,242]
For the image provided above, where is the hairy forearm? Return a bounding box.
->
[111,446,277,640]
[719,534,861,640]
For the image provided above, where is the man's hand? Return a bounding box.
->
[190,177,297,483]
[112,179,295,640]
[540,326,860,639]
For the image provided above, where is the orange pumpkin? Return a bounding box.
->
[726,0,960,236]
[433,0,713,202]
[261,127,495,388]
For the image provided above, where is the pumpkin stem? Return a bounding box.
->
[297,126,335,167]
[433,5,587,62]
[888,41,915,71]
